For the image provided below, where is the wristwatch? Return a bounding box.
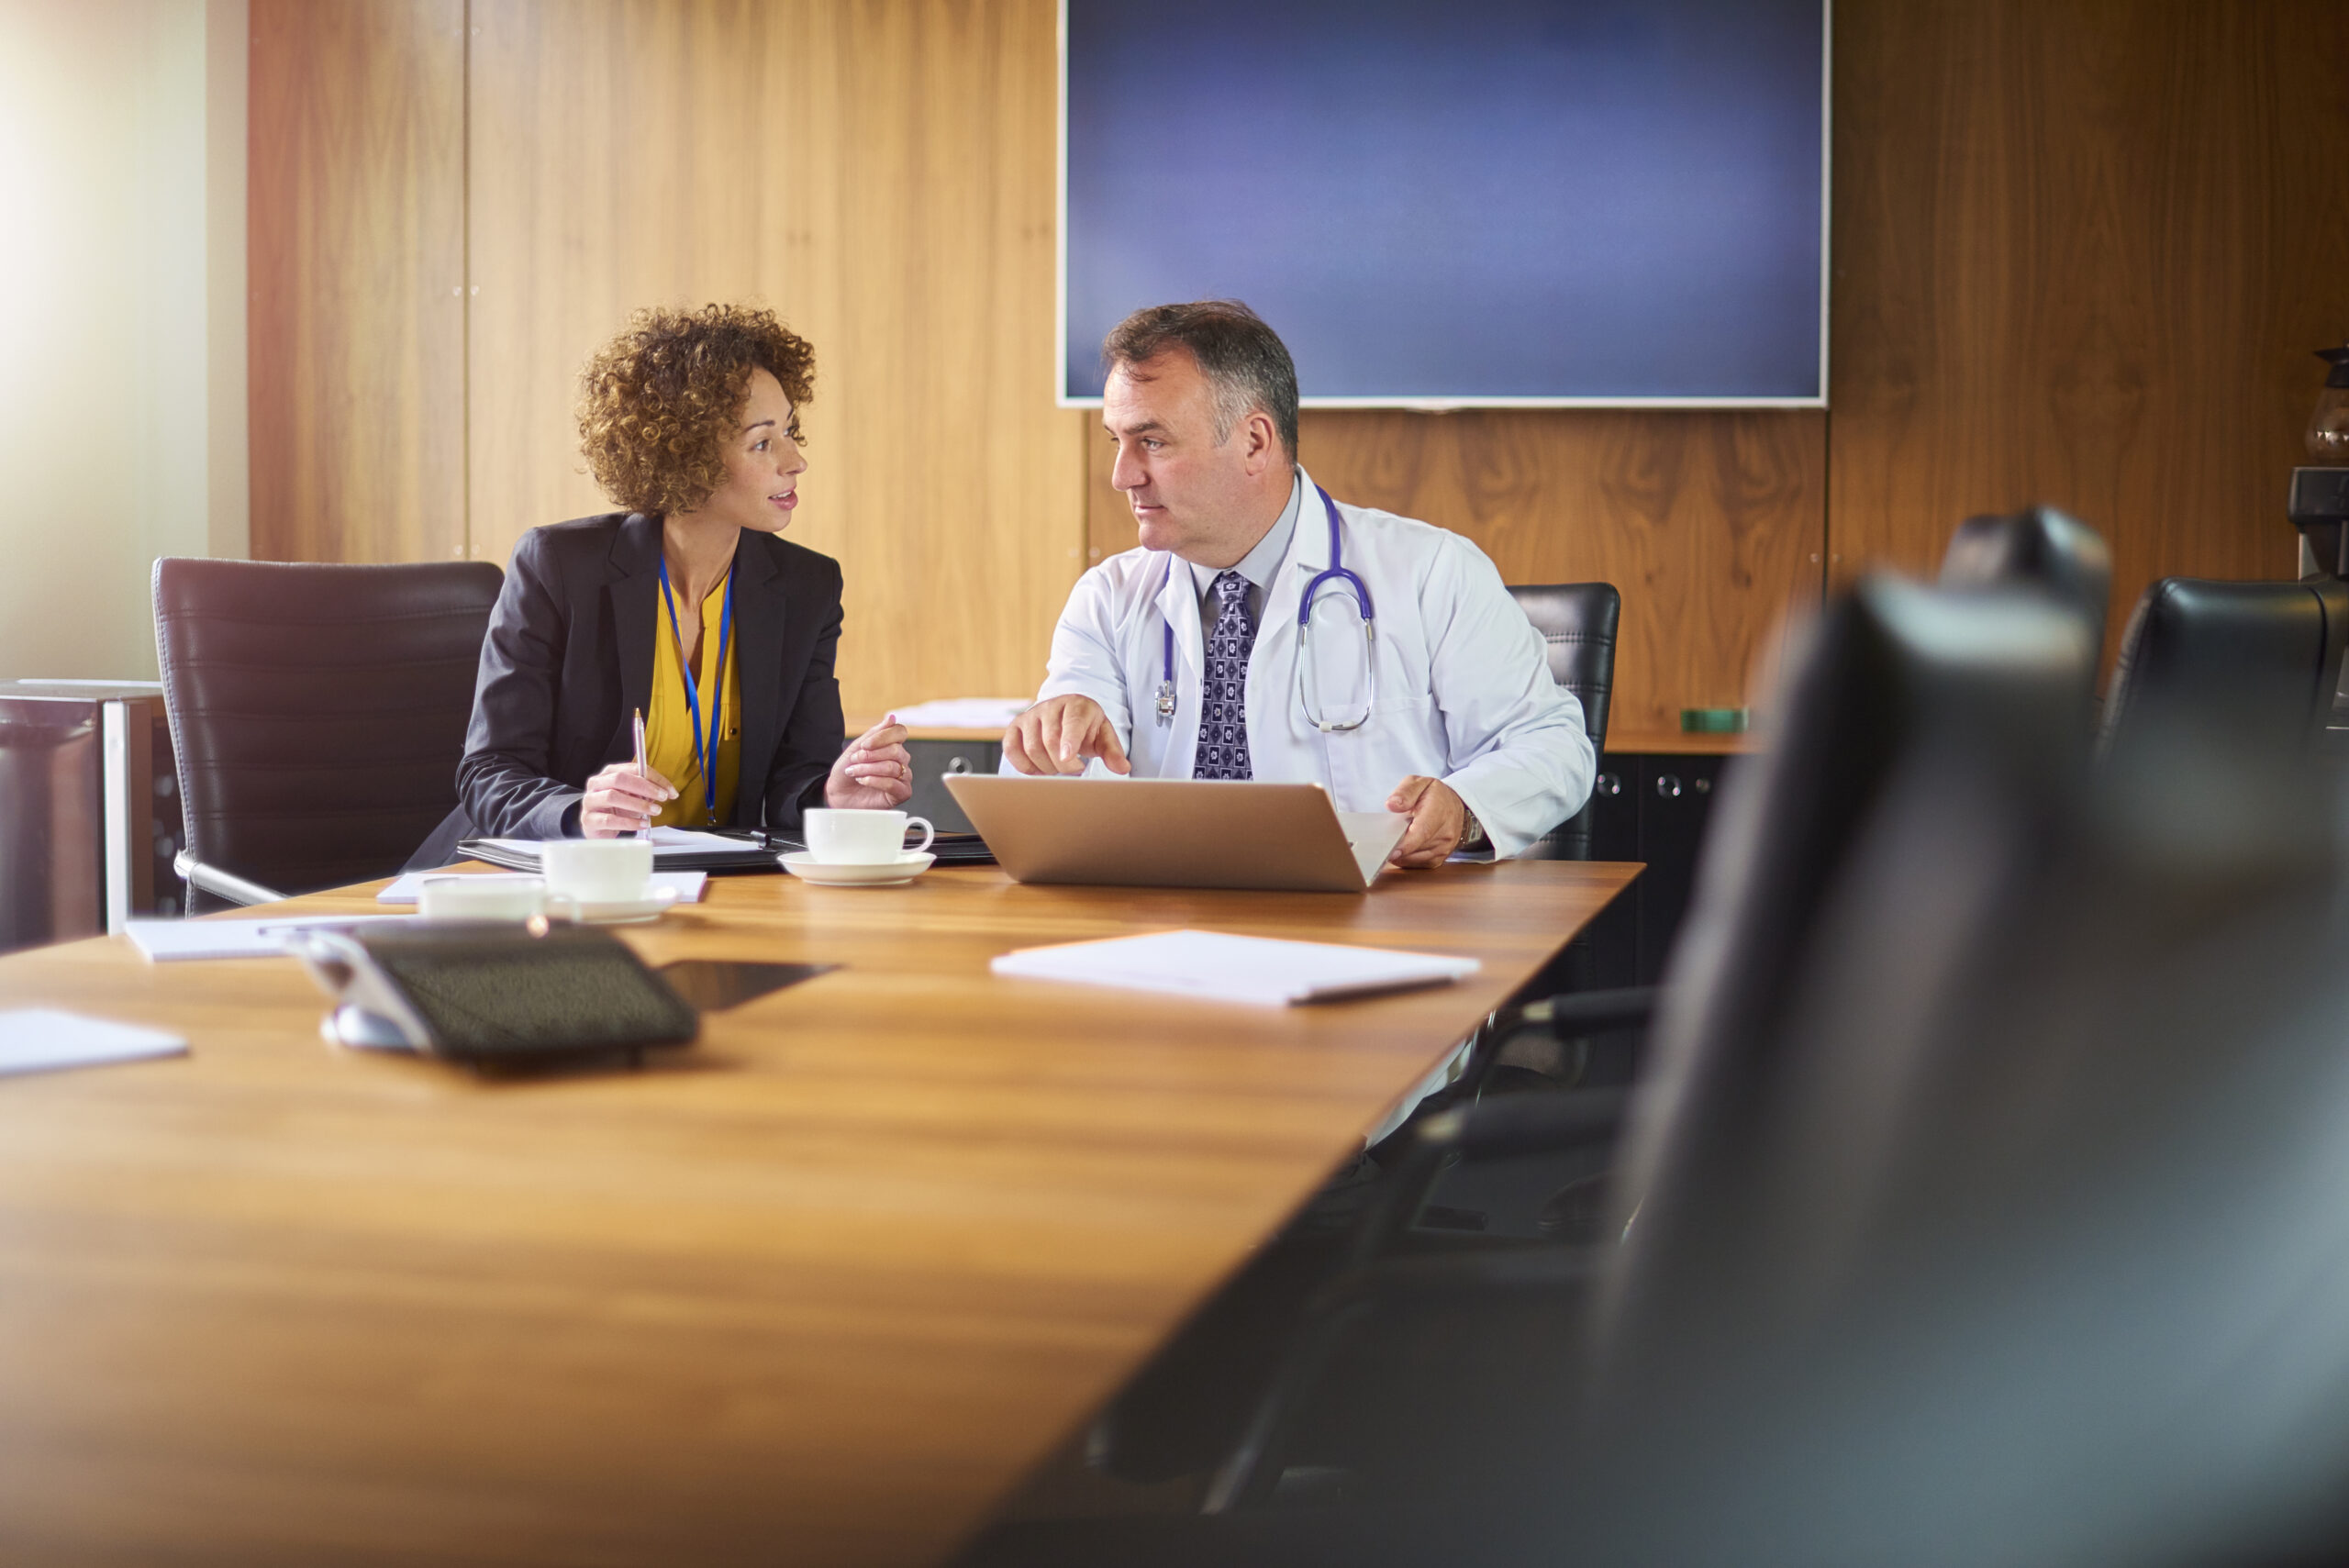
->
[1458,809,1488,851]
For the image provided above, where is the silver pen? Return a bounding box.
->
[631,706,651,838]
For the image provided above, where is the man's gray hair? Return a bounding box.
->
[1101,300,1299,458]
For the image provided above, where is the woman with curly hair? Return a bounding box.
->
[408,304,911,864]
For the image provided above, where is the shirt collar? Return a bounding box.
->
[1190,468,1304,601]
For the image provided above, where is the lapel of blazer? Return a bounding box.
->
[732,529,790,823]
[606,514,662,759]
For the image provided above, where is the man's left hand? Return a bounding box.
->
[826,717,915,809]
[1386,775,1467,868]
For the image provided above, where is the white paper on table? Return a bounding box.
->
[989,929,1478,1007]
[377,869,709,905]
[124,914,415,962]
[886,697,1031,729]
[0,1008,187,1076]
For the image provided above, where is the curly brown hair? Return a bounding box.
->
[576,304,816,515]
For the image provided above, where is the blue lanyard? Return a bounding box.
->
[658,557,733,825]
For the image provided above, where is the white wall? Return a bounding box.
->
[0,0,246,684]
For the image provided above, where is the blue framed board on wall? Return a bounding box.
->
[1060,0,1831,408]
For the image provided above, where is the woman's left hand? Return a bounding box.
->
[825,716,915,808]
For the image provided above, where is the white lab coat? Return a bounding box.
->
[1020,467,1596,857]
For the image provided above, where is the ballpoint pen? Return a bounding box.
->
[631,706,650,839]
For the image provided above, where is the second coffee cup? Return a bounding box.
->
[802,809,934,865]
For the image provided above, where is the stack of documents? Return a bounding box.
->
[0,1008,187,1076]
[885,697,1030,728]
[990,929,1478,1006]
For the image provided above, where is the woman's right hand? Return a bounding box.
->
[580,762,677,837]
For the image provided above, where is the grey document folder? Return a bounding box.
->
[943,775,1408,893]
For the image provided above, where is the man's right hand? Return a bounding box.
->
[581,762,676,836]
[1002,695,1132,776]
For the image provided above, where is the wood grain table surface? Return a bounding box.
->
[0,860,1637,1566]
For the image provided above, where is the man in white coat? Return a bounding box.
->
[1006,300,1594,865]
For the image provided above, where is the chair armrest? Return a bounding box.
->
[173,851,287,908]
[1515,984,1659,1036]
[1425,1086,1631,1162]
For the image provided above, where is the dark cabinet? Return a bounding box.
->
[1581,751,1726,987]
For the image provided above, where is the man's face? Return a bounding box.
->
[1102,350,1264,565]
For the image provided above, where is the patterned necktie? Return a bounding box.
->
[1193,570,1255,781]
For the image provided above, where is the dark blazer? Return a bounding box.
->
[408,512,844,868]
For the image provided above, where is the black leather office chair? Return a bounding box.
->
[2097,576,2349,762]
[1938,504,2113,651]
[153,558,504,913]
[1505,583,1619,861]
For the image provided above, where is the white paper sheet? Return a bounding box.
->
[124,914,415,962]
[0,1008,187,1076]
[376,869,709,905]
[989,929,1478,1006]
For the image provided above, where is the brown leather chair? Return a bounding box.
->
[1506,583,1620,861]
[152,558,504,912]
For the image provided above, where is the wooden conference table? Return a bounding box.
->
[0,858,1637,1565]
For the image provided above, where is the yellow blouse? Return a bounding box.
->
[647,572,741,828]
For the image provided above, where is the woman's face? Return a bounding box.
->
[692,367,807,533]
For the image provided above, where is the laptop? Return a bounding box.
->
[943,775,1410,893]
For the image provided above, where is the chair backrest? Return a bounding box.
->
[153,558,504,908]
[1548,717,2349,1568]
[1506,583,1620,860]
[2097,576,2349,760]
[1598,576,2097,1350]
[1938,505,2114,652]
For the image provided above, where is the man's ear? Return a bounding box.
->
[1241,410,1280,477]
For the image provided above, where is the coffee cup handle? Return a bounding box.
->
[902,817,934,858]
[543,892,585,923]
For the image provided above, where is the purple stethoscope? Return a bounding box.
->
[1154,484,1377,733]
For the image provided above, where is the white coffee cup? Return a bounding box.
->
[541,838,656,904]
[417,873,548,921]
[802,808,933,865]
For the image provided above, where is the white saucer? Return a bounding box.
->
[551,887,683,924]
[779,851,935,887]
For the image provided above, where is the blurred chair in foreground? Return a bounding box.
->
[154,558,503,912]
[2098,575,2349,762]
[1938,504,2113,652]
[960,603,2349,1568]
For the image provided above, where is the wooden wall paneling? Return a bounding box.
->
[247,0,465,564]
[1087,410,1827,737]
[467,0,1086,721]
[1829,0,2349,673]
